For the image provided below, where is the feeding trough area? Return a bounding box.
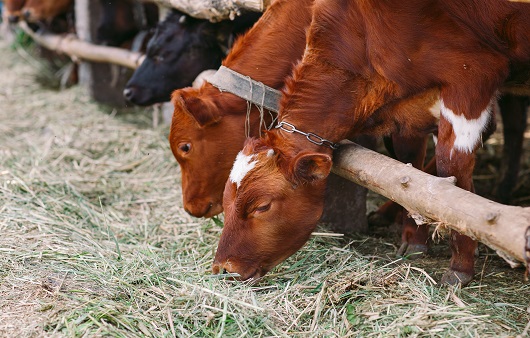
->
[1,0,530,336]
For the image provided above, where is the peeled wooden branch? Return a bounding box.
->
[19,22,144,69]
[150,0,271,21]
[332,142,530,267]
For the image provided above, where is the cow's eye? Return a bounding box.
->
[154,55,164,63]
[255,202,271,213]
[179,143,191,154]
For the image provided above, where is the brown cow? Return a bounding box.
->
[4,0,26,23]
[214,0,530,285]
[22,0,72,23]
[168,0,315,217]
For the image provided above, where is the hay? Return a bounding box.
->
[1,37,530,337]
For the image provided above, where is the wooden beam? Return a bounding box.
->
[150,0,271,21]
[19,21,144,69]
[332,142,530,268]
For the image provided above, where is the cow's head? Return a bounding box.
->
[22,0,71,22]
[124,11,230,106]
[5,0,26,23]
[213,135,332,280]
[169,87,255,218]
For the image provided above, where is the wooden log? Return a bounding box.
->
[150,0,271,21]
[332,142,530,267]
[74,0,137,106]
[18,21,144,69]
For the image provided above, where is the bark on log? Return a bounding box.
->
[18,21,144,69]
[150,0,271,21]
[332,142,530,267]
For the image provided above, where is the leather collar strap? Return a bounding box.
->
[208,65,282,113]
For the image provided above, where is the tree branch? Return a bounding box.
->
[332,141,530,267]
[19,21,144,69]
[150,0,271,21]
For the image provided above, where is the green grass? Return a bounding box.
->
[0,38,529,337]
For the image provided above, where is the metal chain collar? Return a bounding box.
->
[276,121,339,150]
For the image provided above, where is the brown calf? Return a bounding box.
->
[215,0,530,285]
[168,0,314,217]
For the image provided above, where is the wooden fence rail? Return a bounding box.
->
[333,142,530,270]
[18,21,144,69]
[150,0,271,21]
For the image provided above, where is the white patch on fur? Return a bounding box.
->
[267,149,275,157]
[440,99,491,154]
[229,151,258,188]
[193,69,216,89]
[432,135,438,146]
[429,99,441,119]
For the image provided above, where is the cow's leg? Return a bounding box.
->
[368,199,402,227]
[436,94,496,286]
[497,94,528,203]
[392,134,430,258]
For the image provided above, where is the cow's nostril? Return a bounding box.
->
[184,207,193,216]
[23,10,31,19]
[220,267,227,274]
[123,88,134,100]
[8,15,20,24]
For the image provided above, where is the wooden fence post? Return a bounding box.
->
[75,0,132,107]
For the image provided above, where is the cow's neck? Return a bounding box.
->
[277,58,412,154]
[201,83,272,138]
[198,0,314,138]
[223,0,313,90]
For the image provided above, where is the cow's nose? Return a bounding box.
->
[123,87,135,101]
[212,264,227,275]
[184,202,213,218]
[212,262,232,275]
[8,15,20,24]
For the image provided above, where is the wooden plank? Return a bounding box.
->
[150,0,271,21]
[19,21,144,69]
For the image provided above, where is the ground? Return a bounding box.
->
[1,35,530,337]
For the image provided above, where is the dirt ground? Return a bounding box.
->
[1,34,530,337]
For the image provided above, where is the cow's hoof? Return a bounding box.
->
[440,269,473,286]
[396,242,428,259]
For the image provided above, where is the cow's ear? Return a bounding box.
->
[291,153,332,183]
[171,89,221,127]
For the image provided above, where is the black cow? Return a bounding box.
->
[123,10,261,106]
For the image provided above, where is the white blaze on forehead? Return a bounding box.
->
[229,151,258,188]
[440,99,491,154]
